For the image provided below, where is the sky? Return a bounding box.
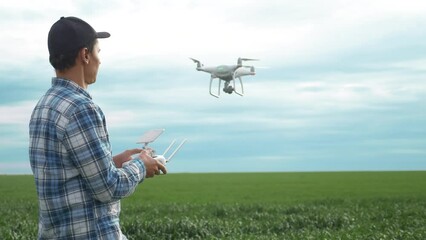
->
[0,0,425,174]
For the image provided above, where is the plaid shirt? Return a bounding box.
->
[29,78,146,239]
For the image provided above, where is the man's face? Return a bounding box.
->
[85,40,101,85]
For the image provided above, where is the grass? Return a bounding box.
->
[1,171,425,239]
[129,171,426,204]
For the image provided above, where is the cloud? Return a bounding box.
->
[2,0,426,69]
[0,101,35,125]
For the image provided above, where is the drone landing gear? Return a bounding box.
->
[209,76,220,98]
[231,76,244,96]
[209,76,244,98]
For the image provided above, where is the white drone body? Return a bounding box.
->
[136,129,187,165]
[190,57,258,98]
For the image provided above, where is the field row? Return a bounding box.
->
[1,171,425,239]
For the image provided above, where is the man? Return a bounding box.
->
[29,16,166,239]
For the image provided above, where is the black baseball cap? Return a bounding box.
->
[48,16,110,56]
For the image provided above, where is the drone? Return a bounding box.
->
[135,129,187,166]
[190,57,258,98]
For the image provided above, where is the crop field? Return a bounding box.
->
[1,171,425,239]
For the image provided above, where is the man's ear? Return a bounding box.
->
[79,48,90,64]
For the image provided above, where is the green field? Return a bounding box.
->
[1,171,425,239]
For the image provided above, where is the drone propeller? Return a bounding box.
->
[237,57,259,66]
[189,57,199,63]
[240,58,259,61]
[189,57,203,68]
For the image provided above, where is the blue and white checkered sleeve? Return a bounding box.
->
[63,103,145,202]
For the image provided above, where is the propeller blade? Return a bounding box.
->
[237,57,259,66]
[240,58,259,61]
[189,57,203,68]
[189,57,200,63]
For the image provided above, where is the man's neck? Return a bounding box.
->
[56,66,87,89]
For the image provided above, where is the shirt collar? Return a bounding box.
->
[51,77,92,99]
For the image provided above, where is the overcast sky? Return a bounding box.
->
[1,0,425,174]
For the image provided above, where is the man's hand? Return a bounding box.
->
[138,149,167,178]
[113,148,143,168]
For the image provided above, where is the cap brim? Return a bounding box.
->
[96,32,110,38]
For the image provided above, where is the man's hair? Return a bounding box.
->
[49,39,96,71]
